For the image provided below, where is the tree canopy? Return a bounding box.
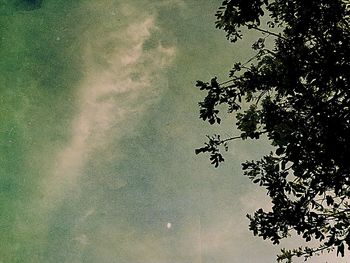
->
[195,0,350,261]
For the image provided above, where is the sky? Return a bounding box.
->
[0,1,348,262]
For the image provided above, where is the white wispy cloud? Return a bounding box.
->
[42,5,176,207]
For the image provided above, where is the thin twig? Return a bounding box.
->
[249,25,287,40]
[221,130,268,143]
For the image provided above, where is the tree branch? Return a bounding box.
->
[248,24,287,40]
[221,130,268,143]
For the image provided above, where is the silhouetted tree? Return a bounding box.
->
[195,0,350,261]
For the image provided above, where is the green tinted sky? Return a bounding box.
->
[0,1,345,262]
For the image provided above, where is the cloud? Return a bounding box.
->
[41,5,176,208]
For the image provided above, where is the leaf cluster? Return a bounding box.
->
[195,0,350,261]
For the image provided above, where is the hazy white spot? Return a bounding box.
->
[167,222,172,229]
[80,208,95,222]
[75,234,89,246]
[8,126,14,135]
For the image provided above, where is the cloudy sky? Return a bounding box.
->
[0,1,347,262]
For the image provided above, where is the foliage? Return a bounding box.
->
[195,0,350,261]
